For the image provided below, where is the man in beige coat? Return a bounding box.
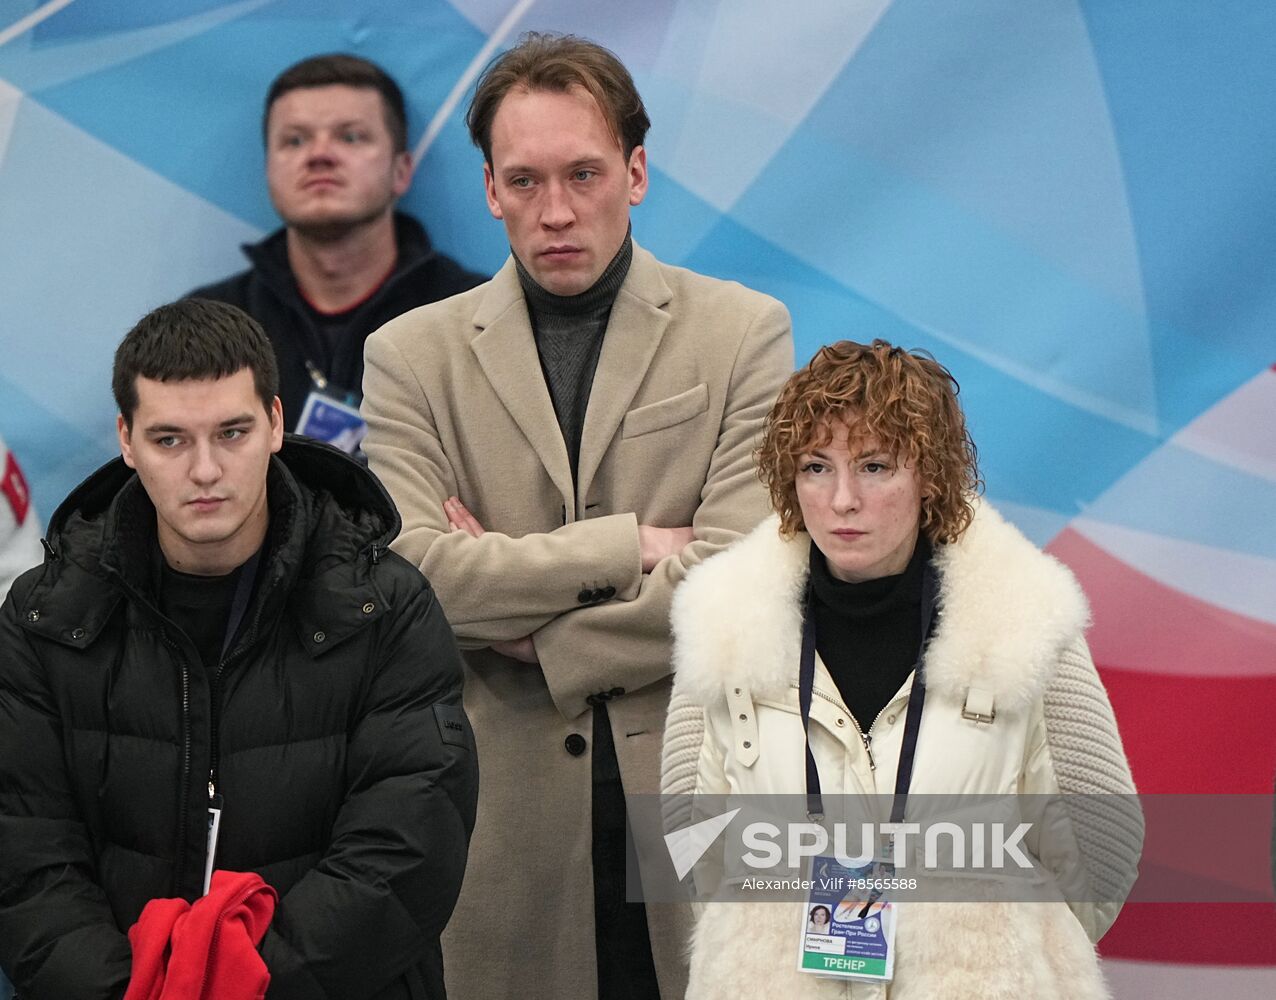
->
[362,32,792,1000]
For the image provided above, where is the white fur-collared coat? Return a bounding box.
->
[662,503,1143,1000]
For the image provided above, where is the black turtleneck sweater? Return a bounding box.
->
[809,535,932,733]
[515,231,633,479]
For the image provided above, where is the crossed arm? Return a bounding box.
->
[443,495,693,663]
[362,299,793,713]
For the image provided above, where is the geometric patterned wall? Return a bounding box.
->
[2,3,1273,994]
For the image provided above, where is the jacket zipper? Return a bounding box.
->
[208,665,222,801]
[207,591,269,802]
[208,656,238,801]
[806,687,908,777]
[208,652,230,801]
[159,631,193,893]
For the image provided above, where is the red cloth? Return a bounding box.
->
[124,870,277,1000]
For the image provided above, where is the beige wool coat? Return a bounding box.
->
[362,242,793,1000]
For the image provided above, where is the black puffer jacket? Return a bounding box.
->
[188,213,485,425]
[0,437,478,1000]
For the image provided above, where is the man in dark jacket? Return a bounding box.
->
[0,299,478,1000]
[189,54,484,443]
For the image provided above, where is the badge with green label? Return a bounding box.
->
[797,855,896,982]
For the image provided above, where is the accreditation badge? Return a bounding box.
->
[204,792,224,896]
[797,855,897,982]
[295,390,368,454]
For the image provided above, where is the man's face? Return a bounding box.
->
[266,84,411,237]
[484,86,648,296]
[117,369,284,575]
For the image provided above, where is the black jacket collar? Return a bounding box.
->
[28,436,399,656]
[240,212,439,303]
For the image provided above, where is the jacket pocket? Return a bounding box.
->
[621,383,709,438]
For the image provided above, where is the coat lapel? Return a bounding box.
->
[576,243,673,504]
[470,258,576,511]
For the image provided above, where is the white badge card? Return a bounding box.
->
[295,391,368,454]
[797,855,896,981]
[204,793,224,896]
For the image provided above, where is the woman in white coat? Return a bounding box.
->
[662,340,1143,999]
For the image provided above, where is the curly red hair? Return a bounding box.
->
[758,340,982,543]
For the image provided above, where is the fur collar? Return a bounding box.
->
[670,501,1088,710]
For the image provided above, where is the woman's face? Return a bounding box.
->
[795,424,923,583]
[812,907,830,927]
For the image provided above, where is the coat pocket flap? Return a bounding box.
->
[621,383,709,439]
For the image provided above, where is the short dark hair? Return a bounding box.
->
[113,300,279,429]
[467,32,650,165]
[264,53,408,153]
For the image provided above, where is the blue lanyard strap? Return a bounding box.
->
[219,546,263,662]
[798,558,940,823]
[798,587,823,819]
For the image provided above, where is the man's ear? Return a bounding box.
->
[117,414,136,469]
[483,162,504,220]
[269,397,285,453]
[392,150,413,198]
[626,145,649,207]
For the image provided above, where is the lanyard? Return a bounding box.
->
[219,546,263,662]
[798,559,939,823]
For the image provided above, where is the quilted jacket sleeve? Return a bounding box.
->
[0,578,131,1000]
[257,571,479,1000]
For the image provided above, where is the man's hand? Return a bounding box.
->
[637,525,695,573]
[445,499,539,663]
[491,636,539,663]
[445,496,484,538]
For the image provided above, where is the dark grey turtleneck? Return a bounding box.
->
[514,230,633,480]
[515,231,658,992]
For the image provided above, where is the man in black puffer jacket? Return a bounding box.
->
[0,300,478,1000]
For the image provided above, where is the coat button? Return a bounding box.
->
[602,585,616,599]
[564,733,587,756]
[26,609,39,623]
[577,589,592,605]
[836,718,846,727]
[313,631,326,643]
[70,627,86,640]
[362,602,376,614]
[887,714,896,725]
